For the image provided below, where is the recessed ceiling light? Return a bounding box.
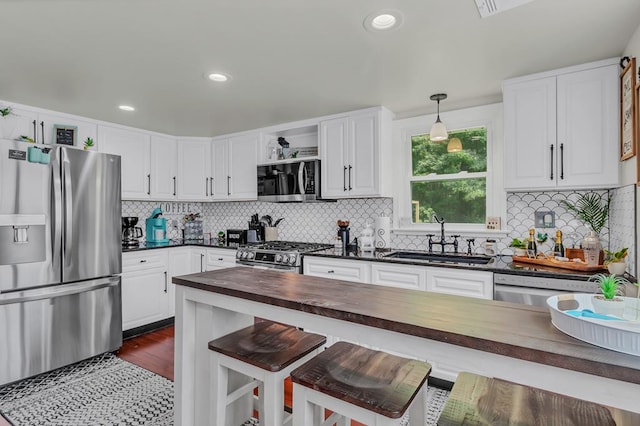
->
[118,105,135,112]
[207,73,229,82]
[363,10,404,32]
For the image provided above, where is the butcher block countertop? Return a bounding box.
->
[173,267,640,386]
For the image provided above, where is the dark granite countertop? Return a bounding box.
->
[303,248,620,281]
[122,239,236,252]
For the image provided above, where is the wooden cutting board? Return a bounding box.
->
[512,255,605,272]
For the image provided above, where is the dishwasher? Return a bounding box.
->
[494,273,598,307]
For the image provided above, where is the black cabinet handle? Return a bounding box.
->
[549,144,554,180]
[173,176,176,196]
[147,174,151,195]
[343,166,347,191]
[200,253,204,272]
[227,176,231,196]
[164,271,168,293]
[210,176,214,196]
[217,258,223,261]
[327,270,335,274]
[32,120,37,143]
[140,259,147,263]
[348,165,352,191]
[205,178,209,196]
[40,121,45,144]
[560,143,564,180]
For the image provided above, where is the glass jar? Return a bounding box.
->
[582,231,601,266]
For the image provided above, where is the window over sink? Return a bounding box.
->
[394,103,505,233]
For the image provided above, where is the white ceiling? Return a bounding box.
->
[1,0,639,137]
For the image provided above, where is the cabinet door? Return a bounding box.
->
[349,112,379,197]
[190,249,207,273]
[370,263,426,290]
[320,117,349,198]
[0,106,38,141]
[228,133,258,200]
[176,139,211,201]
[38,112,97,150]
[121,268,169,330]
[98,125,151,199]
[150,135,177,200]
[303,256,370,283]
[426,268,493,299]
[503,77,557,191]
[168,248,193,316]
[211,139,229,200]
[556,65,619,189]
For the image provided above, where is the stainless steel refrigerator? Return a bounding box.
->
[0,140,122,386]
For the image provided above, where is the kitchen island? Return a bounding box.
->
[173,267,640,425]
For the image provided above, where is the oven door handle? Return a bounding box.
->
[298,161,305,196]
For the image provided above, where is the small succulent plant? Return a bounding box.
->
[589,273,629,300]
[0,106,12,117]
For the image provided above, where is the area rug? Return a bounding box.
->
[0,353,173,426]
[0,353,448,426]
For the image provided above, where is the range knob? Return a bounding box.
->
[241,251,248,259]
[236,251,242,259]
[288,254,297,264]
[275,254,283,262]
[282,254,289,264]
[247,252,255,260]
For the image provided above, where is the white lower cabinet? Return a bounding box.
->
[206,247,237,270]
[168,247,193,316]
[303,257,370,283]
[191,248,207,273]
[426,268,493,300]
[121,250,169,331]
[370,263,427,290]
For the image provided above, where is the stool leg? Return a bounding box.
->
[407,385,426,426]
[293,383,321,426]
[210,355,228,426]
[262,372,285,426]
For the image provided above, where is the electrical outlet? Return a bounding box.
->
[486,216,501,230]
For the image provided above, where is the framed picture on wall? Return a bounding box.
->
[620,57,636,161]
[54,124,77,146]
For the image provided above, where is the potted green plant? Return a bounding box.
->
[588,273,629,317]
[509,238,527,257]
[83,137,95,150]
[561,193,610,265]
[604,248,628,276]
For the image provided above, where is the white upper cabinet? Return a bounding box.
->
[320,107,392,198]
[503,59,619,191]
[98,125,151,199]
[150,135,177,200]
[176,138,211,201]
[211,133,258,201]
[0,104,97,150]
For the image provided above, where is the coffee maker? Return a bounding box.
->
[146,207,169,244]
[122,217,143,247]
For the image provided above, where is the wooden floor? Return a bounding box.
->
[117,325,175,381]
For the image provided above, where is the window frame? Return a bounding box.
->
[393,103,506,234]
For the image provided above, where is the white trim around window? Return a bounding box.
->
[392,103,506,235]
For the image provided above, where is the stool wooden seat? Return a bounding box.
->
[208,321,326,426]
[438,372,640,426]
[290,341,431,425]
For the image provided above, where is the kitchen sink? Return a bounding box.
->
[383,251,493,265]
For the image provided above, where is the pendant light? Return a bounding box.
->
[429,93,448,142]
[447,137,463,152]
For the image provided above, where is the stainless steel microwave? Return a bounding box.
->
[257,159,321,202]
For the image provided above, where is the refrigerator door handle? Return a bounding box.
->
[51,154,63,272]
[0,276,119,305]
[62,151,73,267]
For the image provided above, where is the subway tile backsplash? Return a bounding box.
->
[123,185,636,276]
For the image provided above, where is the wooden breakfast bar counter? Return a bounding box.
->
[173,267,640,425]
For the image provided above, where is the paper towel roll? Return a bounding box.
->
[375,216,391,249]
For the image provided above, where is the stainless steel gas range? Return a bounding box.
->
[236,241,334,273]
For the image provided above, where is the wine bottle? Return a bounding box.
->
[553,230,564,257]
[527,228,537,258]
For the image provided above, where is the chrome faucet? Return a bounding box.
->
[428,215,459,253]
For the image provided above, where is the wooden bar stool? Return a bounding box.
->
[438,372,640,426]
[290,341,432,426]
[208,321,326,426]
